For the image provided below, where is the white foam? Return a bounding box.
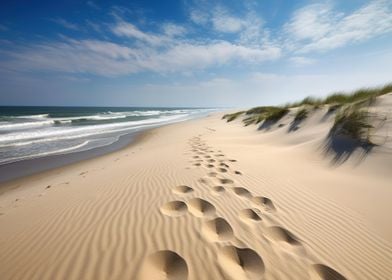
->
[0,120,54,130]
[0,114,188,145]
[14,114,49,119]
[0,140,90,164]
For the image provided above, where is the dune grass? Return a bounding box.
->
[223,82,391,135]
[330,107,373,143]
[294,108,308,122]
[241,106,289,126]
[264,107,289,122]
[222,111,245,122]
[287,82,392,108]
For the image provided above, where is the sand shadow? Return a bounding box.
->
[258,120,276,131]
[288,119,303,132]
[322,133,374,166]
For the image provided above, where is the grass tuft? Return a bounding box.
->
[264,107,289,122]
[222,111,244,122]
[241,106,288,126]
[330,107,373,143]
[294,108,308,121]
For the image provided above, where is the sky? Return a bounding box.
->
[0,0,392,107]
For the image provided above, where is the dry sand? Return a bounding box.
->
[0,95,392,280]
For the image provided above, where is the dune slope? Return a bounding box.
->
[0,95,392,279]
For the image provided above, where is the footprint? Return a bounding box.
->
[220,163,230,168]
[234,171,242,175]
[265,226,300,245]
[193,156,199,159]
[215,154,225,157]
[208,172,218,177]
[238,209,262,223]
[218,246,265,280]
[312,264,347,280]
[202,217,234,242]
[217,168,227,173]
[194,163,201,166]
[139,250,188,280]
[172,185,194,195]
[207,159,216,163]
[160,201,188,217]
[198,178,208,184]
[188,198,216,218]
[218,178,234,185]
[211,186,225,194]
[251,196,276,211]
[206,164,214,168]
[204,155,211,158]
[229,159,237,162]
[232,187,252,199]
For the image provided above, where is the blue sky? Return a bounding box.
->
[0,0,392,107]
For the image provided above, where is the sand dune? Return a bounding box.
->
[0,95,392,279]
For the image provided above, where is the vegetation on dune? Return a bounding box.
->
[241,106,289,126]
[330,107,373,143]
[288,82,392,108]
[264,107,289,122]
[243,114,265,126]
[223,82,390,140]
[327,104,343,113]
[294,108,308,122]
[286,97,322,108]
[222,111,245,122]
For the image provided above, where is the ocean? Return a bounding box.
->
[0,106,213,166]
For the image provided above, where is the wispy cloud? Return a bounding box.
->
[111,21,165,45]
[211,7,245,33]
[286,0,392,53]
[51,18,79,30]
[0,9,281,78]
[190,9,208,25]
[86,1,100,10]
[85,20,101,33]
[289,56,316,66]
[162,23,186,37]
[1,37,280,77]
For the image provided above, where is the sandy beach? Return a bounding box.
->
[0,97,392,280]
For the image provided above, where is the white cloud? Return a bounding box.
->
[144,42,281,72]
[2,38,281,76]
[211,7,245,33]
[190,9,209,25]
[289,56,316,66]
[162,23,186,37]
[111,21,165,45]
[285,3,336,41]
[188,4,266,48]
[50,18,79,30]
[286,0,392,53]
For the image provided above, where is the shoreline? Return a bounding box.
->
[0,112,212,185]
[0,110,391,279]
[0,129,143,186]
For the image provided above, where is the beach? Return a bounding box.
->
[0,105,391,279]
